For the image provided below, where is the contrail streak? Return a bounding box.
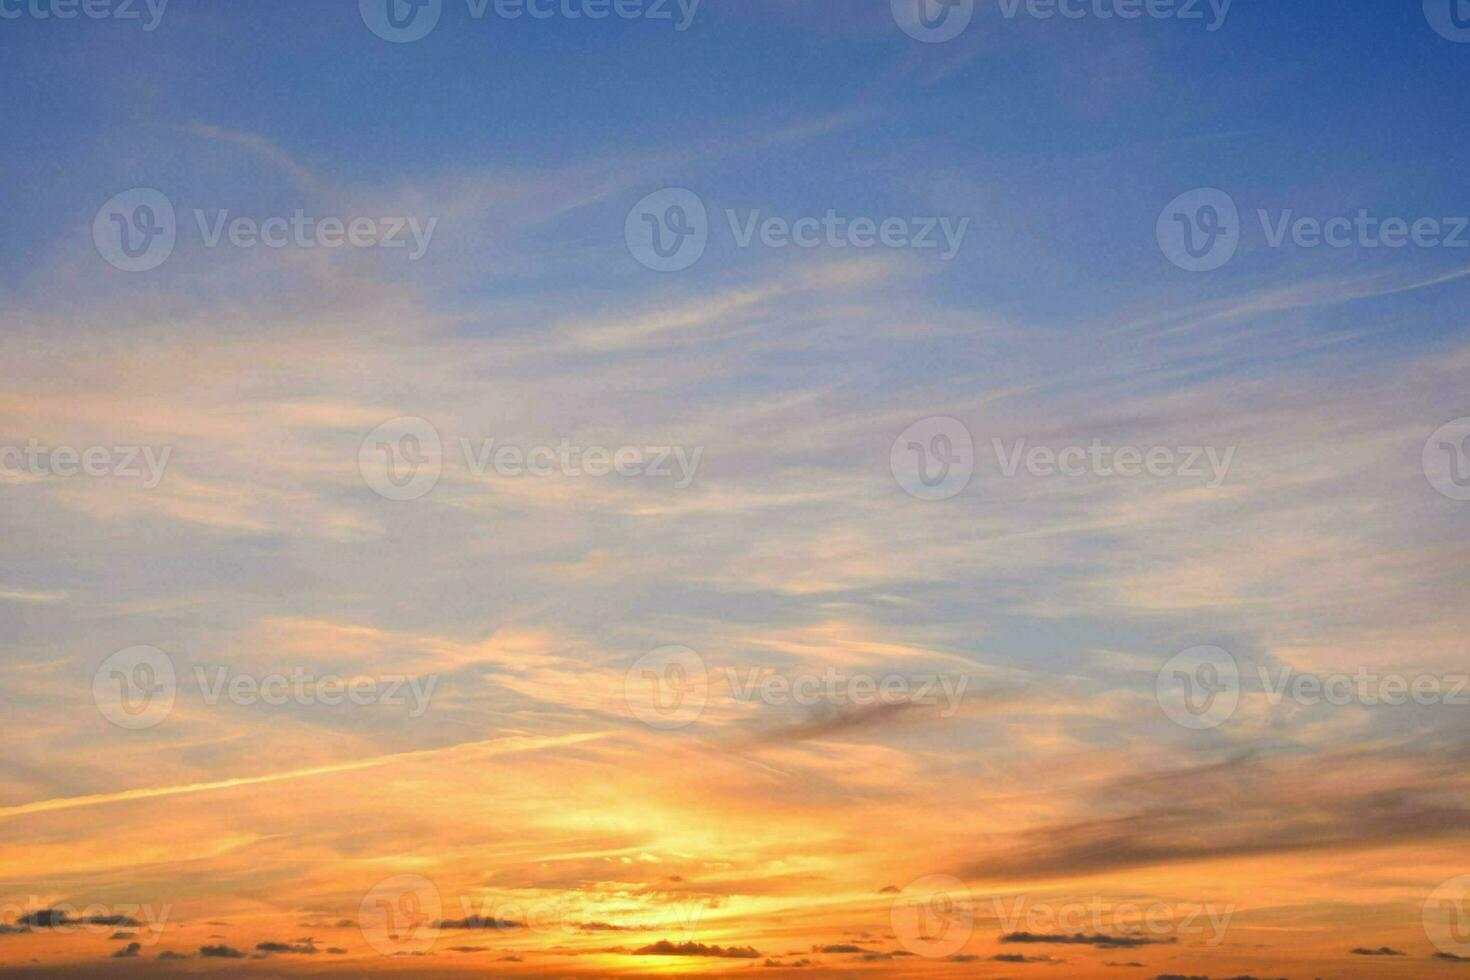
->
[0,732,608,820]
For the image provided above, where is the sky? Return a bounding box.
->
[2,0,1470,977]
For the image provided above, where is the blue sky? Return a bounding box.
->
[2,2,1470,977]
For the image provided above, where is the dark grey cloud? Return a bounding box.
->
[435,916,525,930]
[964,746,1470,882]
[199,944,246,958]
[18,910,139,929]
[633,940,761,958]
[1003,931,1175,948]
